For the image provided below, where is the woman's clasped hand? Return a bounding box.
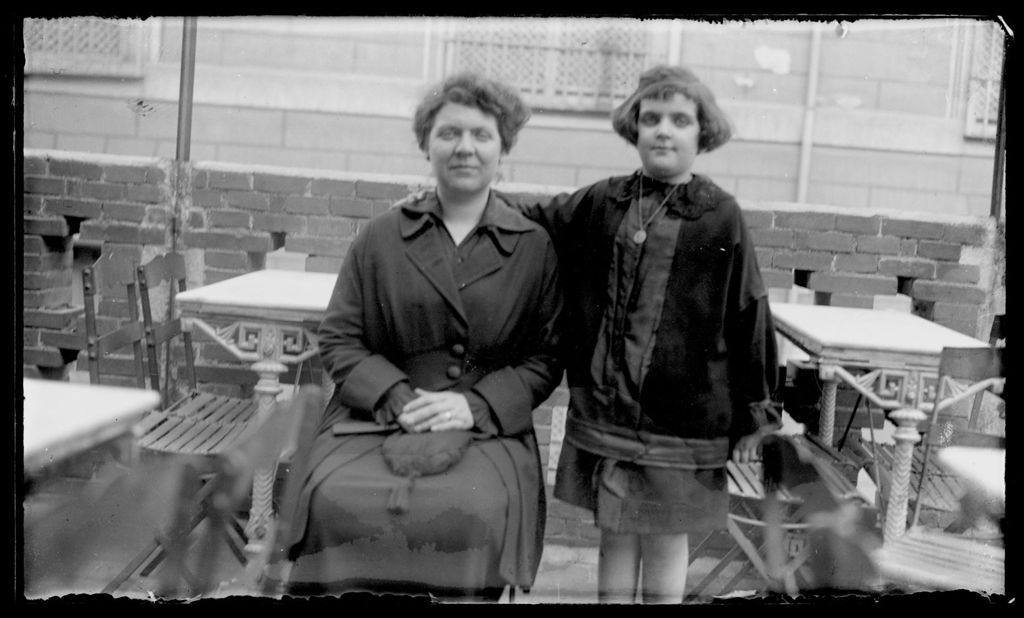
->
[398,388,475,433]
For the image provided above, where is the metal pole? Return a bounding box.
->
[175,17,198,163]
[989,38,1007,220]
[168,16,198,389]
[169,16,197,255]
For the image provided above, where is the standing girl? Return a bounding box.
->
[512,65,780,603]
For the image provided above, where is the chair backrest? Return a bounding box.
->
[933,346,1005,442]
[79,259,147,388]
[137,253,198,408]
[910,346,1005,529]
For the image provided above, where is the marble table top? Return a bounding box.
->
[23,379,160,475]
[771,302,988,366]
[175,269,337,321]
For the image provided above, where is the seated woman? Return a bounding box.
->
[280,72,564,601]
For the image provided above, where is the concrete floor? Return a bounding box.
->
[23,540,765,605]
[22,484,769,605]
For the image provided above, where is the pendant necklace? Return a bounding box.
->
[633,174,681,244]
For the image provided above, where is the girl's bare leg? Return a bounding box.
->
[597,531,641,603]
[640,533,689,604]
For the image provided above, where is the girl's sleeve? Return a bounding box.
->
[497,183,599,243]
[727,211,782,440]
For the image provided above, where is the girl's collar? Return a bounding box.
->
[613,170,720,220]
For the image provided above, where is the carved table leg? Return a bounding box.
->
[884,407,927,544]
[180,315,319,558]
[243,339,287,555]
[817,366,839,447]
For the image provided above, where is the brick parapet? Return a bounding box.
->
[744,201,998,338]
[24,150,1003,369]
[22,151,172,369]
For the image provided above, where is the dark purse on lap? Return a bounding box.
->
[381,430,475,514]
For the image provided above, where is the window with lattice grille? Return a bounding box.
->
[962,21,1004,140]
[23,17,146,78]
[443,18,652,112]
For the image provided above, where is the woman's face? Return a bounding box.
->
[427,102,503,198]
[636,93,700,185]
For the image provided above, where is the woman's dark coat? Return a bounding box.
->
[287,191,564,587]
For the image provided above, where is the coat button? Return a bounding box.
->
[447,365,462,379]
[451,343,466,357]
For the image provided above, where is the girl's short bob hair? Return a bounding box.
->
[611,65,732,153]
[413,72,531,155]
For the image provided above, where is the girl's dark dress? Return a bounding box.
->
[516,171,778,535]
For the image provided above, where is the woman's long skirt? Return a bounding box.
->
[286,433,537,597]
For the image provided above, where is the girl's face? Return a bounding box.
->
[427,102,503,198]
[636,93,700,185]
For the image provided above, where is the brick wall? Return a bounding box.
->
[747,201,1000,337]
[22,151,173,380]
[22,149,1003,546]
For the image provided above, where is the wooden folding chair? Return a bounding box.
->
[687,432,877,598]
[133,253,260,457]
[105,390,297,597]
[101,254,261,594]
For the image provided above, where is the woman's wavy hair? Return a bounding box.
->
[611,65,732,153]
[413,72,531,155]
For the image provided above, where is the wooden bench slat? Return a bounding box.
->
[727,461,764,499]
[146,417,200,450]
[163,418,215,451]
[136,390,258,456]
[165,392,221,420]
[194,422,252,455]
[172,421,226,453]
[202,397,257,425]
[225,399,259,424]
[137,416,184,448]
[133,410,170,435]
[727,432,862,504]
[918,474,963,511]
[182,420,250,454]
